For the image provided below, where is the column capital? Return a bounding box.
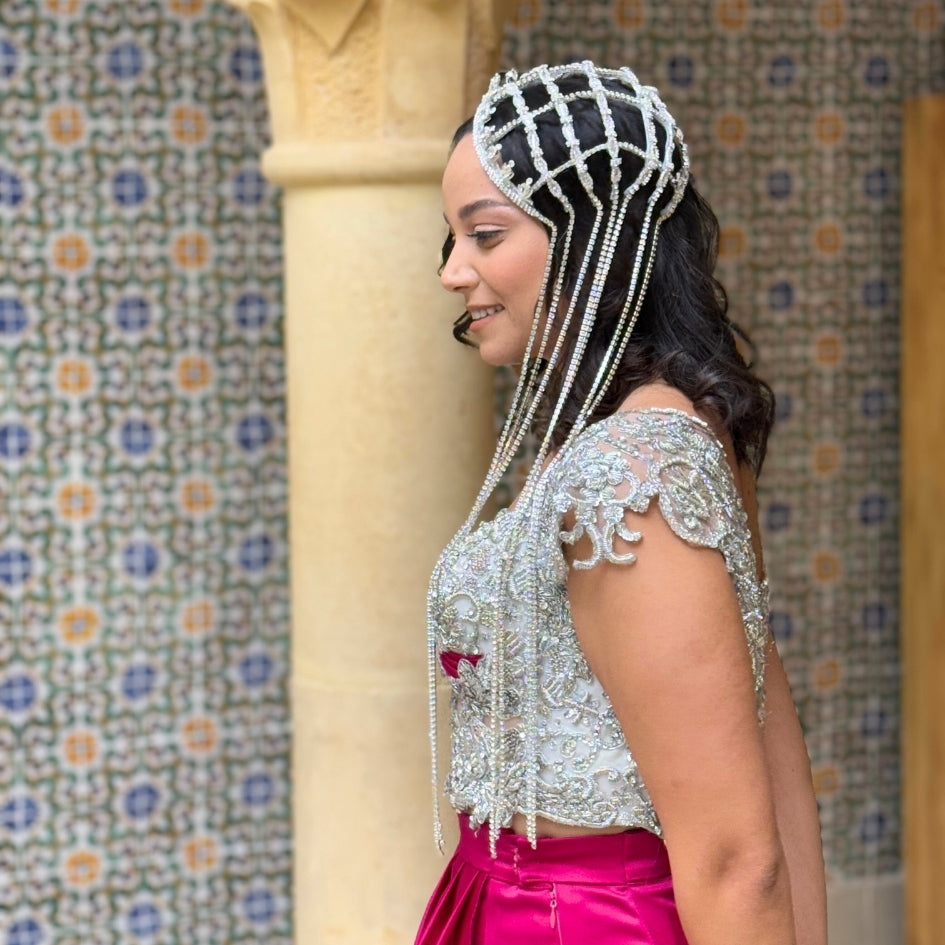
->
[227,0,516,185]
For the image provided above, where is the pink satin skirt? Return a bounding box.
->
[414,814,691,944]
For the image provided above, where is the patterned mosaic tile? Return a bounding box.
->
[0,2,290,942]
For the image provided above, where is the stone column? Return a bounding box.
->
[223,2,514,943]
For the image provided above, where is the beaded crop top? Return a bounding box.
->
[428,408,769,850]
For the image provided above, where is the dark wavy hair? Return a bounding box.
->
[443,76,775,475]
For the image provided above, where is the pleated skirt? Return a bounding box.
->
[414,814,691,945]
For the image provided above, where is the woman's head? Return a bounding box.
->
[443,64,688,368]
[442,63,773,520]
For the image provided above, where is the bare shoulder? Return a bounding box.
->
[616,382,723,438]
[618,381,699,415]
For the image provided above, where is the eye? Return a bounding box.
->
[470,229,503,245]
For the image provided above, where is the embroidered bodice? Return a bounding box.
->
[428,408,768,845]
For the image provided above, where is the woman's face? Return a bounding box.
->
[440,135,550,366]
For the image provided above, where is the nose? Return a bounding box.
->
[439,240,477,295]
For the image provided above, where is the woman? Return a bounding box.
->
[419,62,826,945]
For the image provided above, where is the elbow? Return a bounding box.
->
[732,847,789,901]
[714,839,789,898]
[669,835,797,944]
[676,834,792,909]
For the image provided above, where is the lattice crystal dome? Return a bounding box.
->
[472,61,689,223]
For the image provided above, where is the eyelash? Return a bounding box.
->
[473,229,502,240]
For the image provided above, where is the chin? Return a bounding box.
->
[476,345,526,368]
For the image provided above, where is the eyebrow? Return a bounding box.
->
[456,198,512,221]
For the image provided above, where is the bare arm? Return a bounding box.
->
[737,462,828,945]
[567,503,796,945]
[762,638,828,945]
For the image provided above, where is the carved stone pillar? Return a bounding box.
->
[223,2,514,942]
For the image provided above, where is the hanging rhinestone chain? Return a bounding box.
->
[429,60,690,852]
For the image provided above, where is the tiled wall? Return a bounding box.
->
[2,0,943,941]
[0,2,291,942]
[498,0,945,880]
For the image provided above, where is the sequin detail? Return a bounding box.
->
[428,409,768,847]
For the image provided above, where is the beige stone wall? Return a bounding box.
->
[224,1,514,941]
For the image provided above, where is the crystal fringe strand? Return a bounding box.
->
[429,61,690,852]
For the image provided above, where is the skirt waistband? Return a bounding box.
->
[455,814,671,886]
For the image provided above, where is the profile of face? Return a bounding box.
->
[440,135,550,367]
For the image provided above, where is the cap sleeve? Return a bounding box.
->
[547,407,768,715]
[550,408,750,570]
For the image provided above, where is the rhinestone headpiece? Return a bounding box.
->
[429,61,690,854]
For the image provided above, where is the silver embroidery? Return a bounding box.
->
[429,408,768,839]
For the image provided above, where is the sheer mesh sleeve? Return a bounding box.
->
[549,408,768,708]
[552,409,746,565]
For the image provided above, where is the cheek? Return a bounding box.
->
[484,231,549,314]
[525,237,550,291]
[509,243,549,308]
[492,258,535,307]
